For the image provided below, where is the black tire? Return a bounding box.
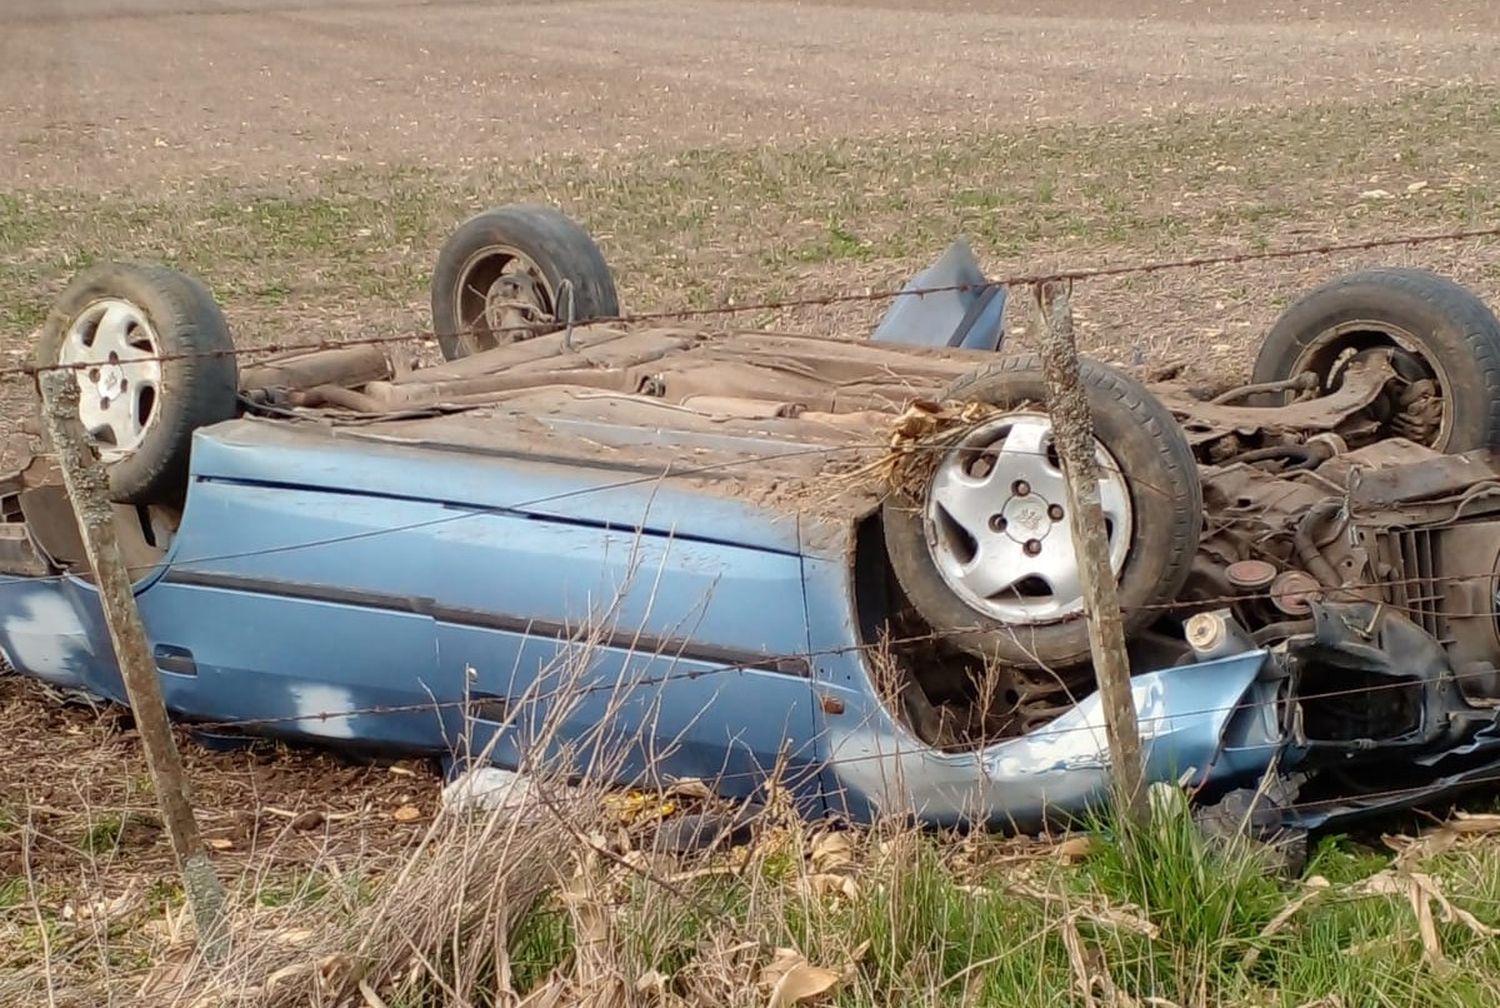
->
[430,204,620,361]
[881,354,1203,669]
[35,263,238,506]
[1251,267,1500,453]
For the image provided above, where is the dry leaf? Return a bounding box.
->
[1240,876,1330,971]
[842,940,872,982]
[391,804,422,823]
[760,949,842,1008]
[264,960,314,994]
[1004,881,1159,938]
[1061,913,1101,1008]
[274,928,317,947]
[602,790,677,825]
[797,872,860,901]
[1358,869,1499,962]
[205,837,234,850]
[65,888,142,923]
[664,778,715,801]
[359,979,392,1008]
[761,947,805,986]
[1390,811,1500,863]
[666,865,741,885]
[1056,836,1097,863]
[809,830,854,874]
[516,977,571,1008]
[1449,811,1500,832]
[635,969,670,996]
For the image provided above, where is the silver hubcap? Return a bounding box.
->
[58,299,164,462]
[924,412,1133,625]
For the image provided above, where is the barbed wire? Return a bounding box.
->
[7,511,1500,620]
[38,642,1489,849]
[69,654,1500,837]
[3,222,1498,384]
[27,650,1494,818]
[4,424,1393,588]
[140,655,1499,741]
[2,222,1490,594]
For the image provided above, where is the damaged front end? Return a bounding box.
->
[859,346,1500,832]
[1271,599,1500,828]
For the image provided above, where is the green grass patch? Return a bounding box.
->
[0,875,26,910]
[79,814,125,855]
[6,83,1500,355]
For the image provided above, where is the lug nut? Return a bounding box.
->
[1047,504,1064,521]
[1012,479,1031,497]
[1023,539,1042,556]
[989,514,1007,532]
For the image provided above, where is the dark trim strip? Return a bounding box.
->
[161,569,810,677]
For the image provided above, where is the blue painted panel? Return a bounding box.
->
[187,421,804,555]
[139,584,441,749]
[427,508,820,801]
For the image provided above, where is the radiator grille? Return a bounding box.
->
[1378,528,1446,641]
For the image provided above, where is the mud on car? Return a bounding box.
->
[6,205,1500,834]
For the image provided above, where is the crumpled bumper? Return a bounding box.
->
[826,650,1282,829]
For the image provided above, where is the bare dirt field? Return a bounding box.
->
[6,0,1500,192]
[6,1,1500,1003]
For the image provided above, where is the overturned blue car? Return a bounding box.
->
[6,204,1500,833]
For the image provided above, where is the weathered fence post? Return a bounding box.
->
[38,369,228,957]
[1032,281,1146,820]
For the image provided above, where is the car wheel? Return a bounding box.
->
[35,263,239,506]
[430,204,620,361]
[881,354,1203,670]
[1251,267,1500,452]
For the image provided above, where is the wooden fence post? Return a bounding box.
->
[1032,281,1147,820]
[38,369,228,958]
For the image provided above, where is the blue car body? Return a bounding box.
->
[0,409,1291,829]
[10,246,1500,834]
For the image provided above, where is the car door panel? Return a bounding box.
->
[426,508,819,797]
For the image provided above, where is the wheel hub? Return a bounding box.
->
[97,362,127,399]
[1301,323,1452,450]
[456,245,555,354]
[57,298,164,462]
[997,489,1059,545]
[924,412,1133,625]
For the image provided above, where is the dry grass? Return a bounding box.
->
[6,630,1500,1006]
[7,727,1500,1008]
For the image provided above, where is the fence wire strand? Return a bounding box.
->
[3,222,1499,384]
